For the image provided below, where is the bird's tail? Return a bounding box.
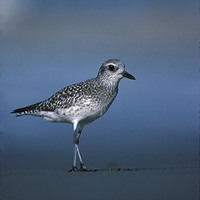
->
[11,102,42,117]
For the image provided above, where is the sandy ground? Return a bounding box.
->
[1,167,199,200]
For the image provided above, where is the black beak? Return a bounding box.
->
[122,71,136,80]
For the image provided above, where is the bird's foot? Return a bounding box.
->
[68,166,78,172]
[79,163,97,172]
[68,164,97,172]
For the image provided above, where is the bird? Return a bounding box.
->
[11,59,135,172]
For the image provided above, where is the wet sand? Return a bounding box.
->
[1,167,199,200]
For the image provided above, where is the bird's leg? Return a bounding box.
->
[69,123,87,171]
[68,122,79,172]
[74,144,86,171]
[76,124,87,171]
[71,144,78,171]
[69,123,95,172]
[76,125,96,172]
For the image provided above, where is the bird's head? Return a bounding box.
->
[97,59,135,83]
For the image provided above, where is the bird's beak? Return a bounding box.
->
[122,71,136,80]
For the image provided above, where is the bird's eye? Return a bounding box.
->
[108,65,115,71]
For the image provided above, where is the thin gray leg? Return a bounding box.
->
[73,144,77,169]
[76,124,87,170]
[69,123,95,172]
[75,123,84,144]
[69,122,79,171]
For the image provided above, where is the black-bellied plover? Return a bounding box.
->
[11,59,135,171]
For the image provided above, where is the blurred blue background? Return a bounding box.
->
[1,0,199,171]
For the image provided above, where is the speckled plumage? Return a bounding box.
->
[12,76,118,123]
[11,59,135,171]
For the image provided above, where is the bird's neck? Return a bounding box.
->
[97,76,120,93]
